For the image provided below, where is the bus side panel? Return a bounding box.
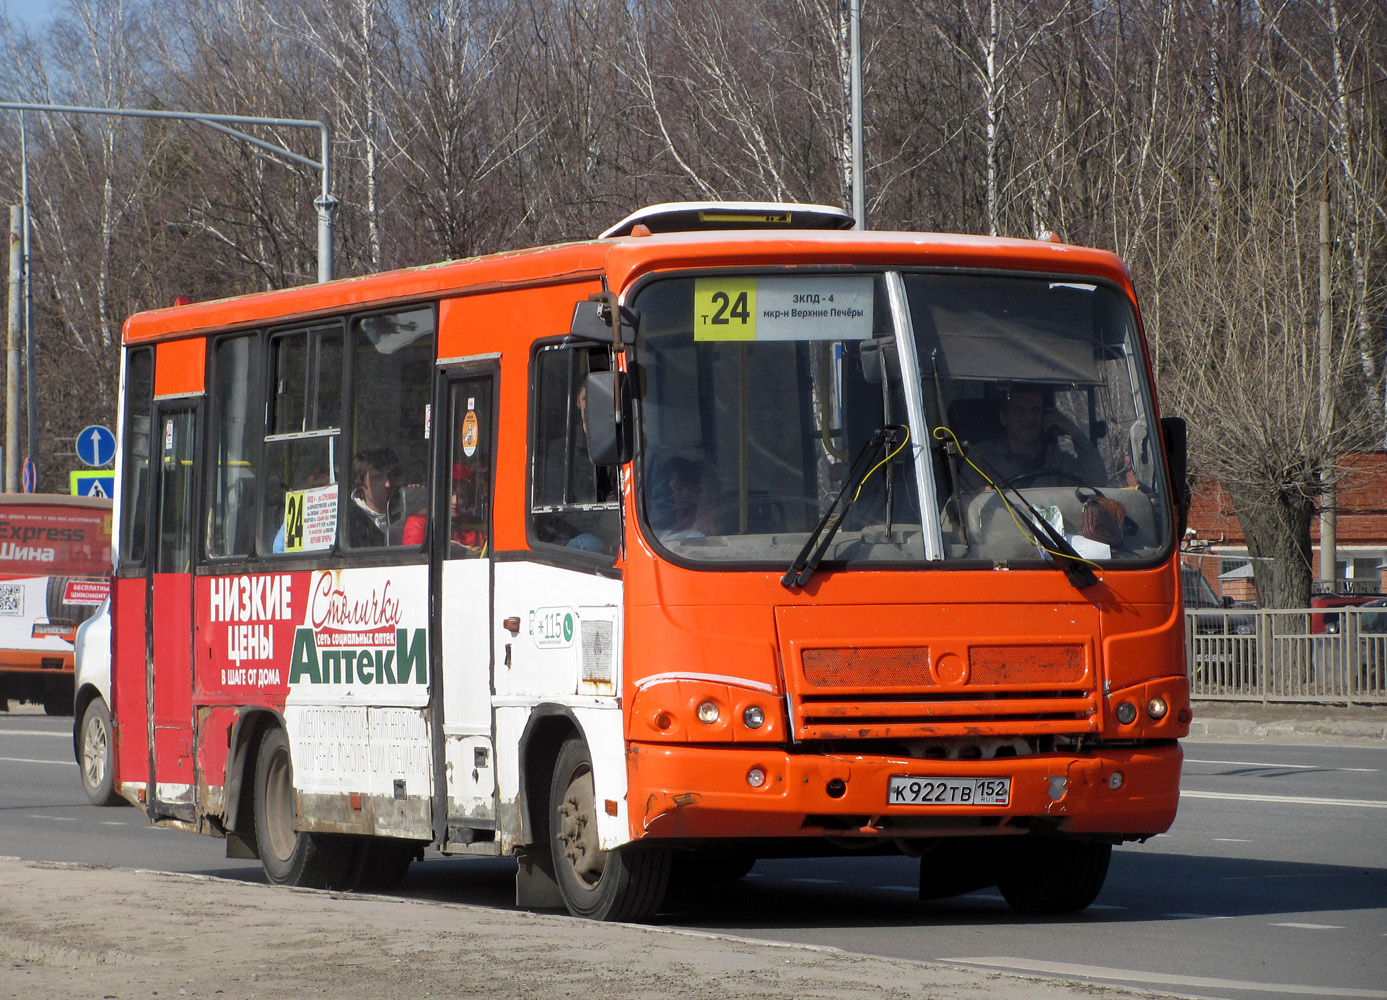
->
[491,561,625,848]
[111,575,150,801]
[150,572,196,802]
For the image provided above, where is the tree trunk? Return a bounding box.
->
[1226,480,1315,609]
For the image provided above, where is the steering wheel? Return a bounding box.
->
[1008,468,1088,488]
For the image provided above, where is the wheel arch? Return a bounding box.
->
[71,683,105,760]
[515,704,584,848]
[224,707,285,837]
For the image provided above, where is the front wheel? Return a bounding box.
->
[548,737,670,921]
[996,838,1111,914]
[252,727,352,889]
[78,697,123,806]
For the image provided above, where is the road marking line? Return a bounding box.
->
[25,815,76,822]
[1214,837,1254,842]
[881,885,916,892]
[1271,922,1345,930]
[1187,757,1377,772]
[1182,789,1387,809]
[0,756,76,767]
[788,878,839,884]
[0,729,68,737]
[943,956,1387,997]
[1161,913,1233,919]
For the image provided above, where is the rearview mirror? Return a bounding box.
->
[584,371,632,466]
[570,298,639,345]
[1160,416,1190,536]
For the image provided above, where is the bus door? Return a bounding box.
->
[147,404,197,818]
[434,366,498,845]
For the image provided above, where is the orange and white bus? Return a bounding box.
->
[109,202,1190,919]
[0,493,111,715]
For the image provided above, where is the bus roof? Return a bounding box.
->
[122,227,1134,345]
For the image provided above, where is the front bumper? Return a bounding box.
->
[628,740,1182,841]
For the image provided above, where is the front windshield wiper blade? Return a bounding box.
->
[957,447,1099,590]
[782,426,905,590]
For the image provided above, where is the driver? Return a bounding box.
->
[966,383,1105,488]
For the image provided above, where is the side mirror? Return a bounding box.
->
[584,371,632,466]
[1160,416,1190,536]
[570,298,639,345]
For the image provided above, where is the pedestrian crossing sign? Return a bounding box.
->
[70,470,115,498]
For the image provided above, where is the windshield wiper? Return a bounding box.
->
[782,426,905,590]
[958,449,1098,590]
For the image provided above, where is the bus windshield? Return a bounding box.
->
[633,270,1171,570]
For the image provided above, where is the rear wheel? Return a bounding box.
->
[253,727,352,888]
[996,838,1111,914]
[78,697,122,806]
[549,736,670,921]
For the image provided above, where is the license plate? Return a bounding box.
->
[887,776,1011,806]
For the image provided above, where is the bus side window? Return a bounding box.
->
[120,348,154,568]
[205,334,261,559]
[261,324,343,555]
[529,344,616,556]
[343,307,436,550]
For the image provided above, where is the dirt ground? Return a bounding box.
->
[0,857,1171,1000]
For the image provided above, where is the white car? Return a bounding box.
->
[72,597,123,806]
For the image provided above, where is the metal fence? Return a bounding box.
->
[1186,607,1387,705]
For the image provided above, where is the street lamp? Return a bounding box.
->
[0,102,336,282]
[0,101,336,492]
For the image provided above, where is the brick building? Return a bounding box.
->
[1184,451,1387,605]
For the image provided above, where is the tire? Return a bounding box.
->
[344,836,419,893]
[548,737,670,921]
[78,698,123,806]
[996,838,1111,914]
[252,727,353,888]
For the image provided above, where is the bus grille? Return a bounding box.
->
[790,643,1097,740]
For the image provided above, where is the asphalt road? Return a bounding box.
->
[2,708,1384,1000]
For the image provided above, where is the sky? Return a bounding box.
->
[2,0,58,31]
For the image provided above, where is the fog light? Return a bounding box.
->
[1115,701,1138,725]
[742,705,766,729]
[747,767,767,788]
[697,700,720,724]
[1146,697,1169,720]
[1107,771,1124,790]
[654,711,673,731]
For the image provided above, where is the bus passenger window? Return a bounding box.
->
[261,324,342,555]
[529,345,616,556]
[344,307,436,550]
[206,335,261,559]
[119,348,154,568]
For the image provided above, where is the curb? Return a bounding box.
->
[1186,716,1387,741]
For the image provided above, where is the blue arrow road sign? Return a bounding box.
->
[70,470,115,498]
[76,425,117,467]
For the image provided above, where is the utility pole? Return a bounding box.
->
[6,206,20,492]
[849,0,864,229]
[1318,166,1336,592]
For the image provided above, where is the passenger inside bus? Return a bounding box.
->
[648,456,715,540]
[960,383,1105,490]
[401,462,488,557]
[348,448,405,546]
